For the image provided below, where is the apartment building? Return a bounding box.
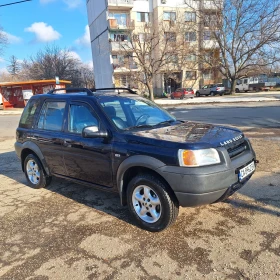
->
[87,0,221,95]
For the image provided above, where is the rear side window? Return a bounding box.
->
[37,101,66,131]
[19,98,40,129]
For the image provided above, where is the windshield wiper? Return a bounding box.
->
[154,120,176,126]
[125,124,154,130]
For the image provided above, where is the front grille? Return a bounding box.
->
[227,141,247,158]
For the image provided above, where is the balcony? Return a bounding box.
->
[202,0,223,10]
[108,0,134,10]
[109,19,135,30]
[110,41,132,52]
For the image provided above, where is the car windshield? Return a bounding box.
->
[98,95,176,130]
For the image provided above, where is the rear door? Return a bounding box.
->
[32,99,67,176]
[62,101,113,188]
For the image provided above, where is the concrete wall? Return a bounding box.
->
[87,0,114,88]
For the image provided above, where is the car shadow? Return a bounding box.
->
[0,150,135,227]
[0,150,279,225]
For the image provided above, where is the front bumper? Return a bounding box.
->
[157,141,256,207]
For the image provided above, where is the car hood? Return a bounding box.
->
[129,121,244,149]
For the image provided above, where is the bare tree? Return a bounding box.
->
[189,0,280,93]
[18,45,84,86]
[79,64,95,88]
[115,11,198,100]
[7,55,21,79]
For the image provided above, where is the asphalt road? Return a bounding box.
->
[168,102,280,129]
[0,115,20,140]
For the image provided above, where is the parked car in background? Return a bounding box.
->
[196,84,226,97]
[0,93,3,105]
[171,88,194,99]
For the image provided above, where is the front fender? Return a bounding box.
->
[116,155,166,202]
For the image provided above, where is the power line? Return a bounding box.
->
[0,0,32,7]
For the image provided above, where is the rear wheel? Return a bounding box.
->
[127,174,179,232]
[180,94,184,99]
[235,88,240,93]
[24,154,52,189]
[171,95,174,99]
[196,92,200,97]
[210,91,214,96]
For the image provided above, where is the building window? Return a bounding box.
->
[166,54,178,64]
[203,31,211,41]
[185,32,196,42]
[133,33,148,43]
[109,32,129,42]
[185,54,196,61]
[185,12,196,22]
[202,70,212,80]
[108,12,128,27]
[185,71,196,80]
[163,11,176,21]
[136,12,150,22]
[204,14,218,27]
[164,32,176,42]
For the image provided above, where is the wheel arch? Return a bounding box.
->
[117,155,174,206]
[20,141,50,176]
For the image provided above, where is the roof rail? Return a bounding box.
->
[48,87,94,96]
[91,87,137,95]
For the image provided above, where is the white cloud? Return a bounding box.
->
[67,51,81,61]
[63,0,83,9]
[25,22,61,43]
[2,31,22,44]
[75,26,90,47]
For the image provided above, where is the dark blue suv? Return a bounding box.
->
[15,88,257,231]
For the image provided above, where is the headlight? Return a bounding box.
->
[178,148,220,167]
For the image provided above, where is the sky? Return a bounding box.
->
[0,0,92,73]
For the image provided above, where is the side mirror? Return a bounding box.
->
[82,126,108,138]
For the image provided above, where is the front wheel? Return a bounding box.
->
[127,174,179,232]
[24,154,52,189]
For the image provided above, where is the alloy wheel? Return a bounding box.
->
[132,185,162,223]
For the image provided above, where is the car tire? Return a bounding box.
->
[24,154,52,189]
[180,95,184,99]
[196,92,200,97]
[210,91,214,96]
[171,95,174,99]
[127,174,179,232]
[235,88,240,93]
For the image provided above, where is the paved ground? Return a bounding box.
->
[0,99,279,279]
